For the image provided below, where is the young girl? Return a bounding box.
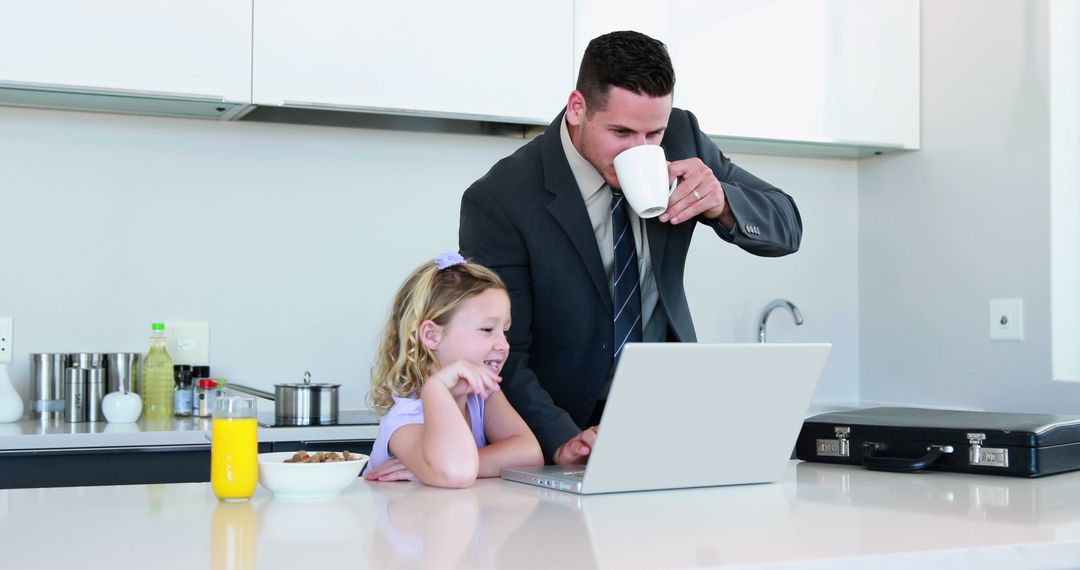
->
[364,252,543,488]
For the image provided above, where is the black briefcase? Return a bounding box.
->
[795,407,1080,477]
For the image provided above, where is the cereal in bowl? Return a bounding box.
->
[283,450,363,463]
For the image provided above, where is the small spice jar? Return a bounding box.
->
[194,378,218,418]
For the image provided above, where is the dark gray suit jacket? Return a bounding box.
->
[459,108,802,461]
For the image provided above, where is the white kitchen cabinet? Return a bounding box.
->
[0,0,252,118]
[253,0,574,124]
[575,0,920,151]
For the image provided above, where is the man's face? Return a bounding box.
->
[566,86,673,190]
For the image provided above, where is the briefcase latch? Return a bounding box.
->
[967,432,1009,468]
[816,426,851,457]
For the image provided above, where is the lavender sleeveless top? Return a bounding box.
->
[367,393,487,472]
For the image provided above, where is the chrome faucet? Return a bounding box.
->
[758,299,804,343]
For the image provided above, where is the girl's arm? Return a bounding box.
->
[387,361,501,488]
[388,381,479,488]
[477,391,543,477]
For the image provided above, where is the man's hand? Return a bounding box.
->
[553,427,599,465]
[363,458,418,482]
[659,157,735,229]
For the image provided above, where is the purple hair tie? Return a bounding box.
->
[434,252,466,270]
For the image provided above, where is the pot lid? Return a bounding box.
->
[276,371,339,389]
[276,382,340,389]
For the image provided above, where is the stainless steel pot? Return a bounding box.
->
[226,372,339,426]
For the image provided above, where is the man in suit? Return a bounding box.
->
[458,31,802,465]
[365,31,801,480]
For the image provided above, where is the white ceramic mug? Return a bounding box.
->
[613,145,677,218]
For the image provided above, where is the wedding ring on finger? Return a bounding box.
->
[692,190,702,200]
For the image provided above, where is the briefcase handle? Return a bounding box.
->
[860,443,954,472]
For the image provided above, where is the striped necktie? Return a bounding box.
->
[611,189,643,361]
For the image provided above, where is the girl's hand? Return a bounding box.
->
[363,458,418,482]
[429,360,502,399]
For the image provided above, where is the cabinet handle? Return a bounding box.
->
[281,99,547,126]
[0,79,229,103]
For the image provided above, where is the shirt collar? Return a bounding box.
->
[560,115,607,200]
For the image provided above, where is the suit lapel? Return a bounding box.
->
[541,111,613,317]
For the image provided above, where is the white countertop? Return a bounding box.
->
[2,461,1078,569]
[0,414,378,451]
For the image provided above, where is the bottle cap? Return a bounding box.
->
[174,367,193,385]
[151,322,165,331]
[199,379,217,388]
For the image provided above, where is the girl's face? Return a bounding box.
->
[430,288,511,372]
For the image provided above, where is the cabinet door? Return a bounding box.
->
[0,0,251,102]
[254,0,574,124]
[575,0,919,149]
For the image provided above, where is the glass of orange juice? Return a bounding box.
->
[211,396,258,501]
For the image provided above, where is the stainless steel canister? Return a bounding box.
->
[69,353,105,370]
[86,367,106,422]
[64,367,87,423]
[30,353,66,420]
[106,353,140,394]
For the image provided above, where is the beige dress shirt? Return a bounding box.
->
[559,118,667,356]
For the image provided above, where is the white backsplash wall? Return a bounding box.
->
[858,0,1080,413]
[686,153,859,406]
[0,106,859,410]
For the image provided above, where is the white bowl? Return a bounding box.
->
[257,451,369,499]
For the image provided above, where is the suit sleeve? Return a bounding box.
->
[686,111,803,257]
[460,183,582,462]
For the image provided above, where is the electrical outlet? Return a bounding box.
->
[989,299,1024,341]
[0,317,12,364]
[164,321,210,366]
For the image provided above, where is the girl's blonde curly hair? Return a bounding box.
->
[367,258,506,415]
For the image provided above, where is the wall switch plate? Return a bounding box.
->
[164,321,210,366]
[989,299,1024,341]
[0,317,11,364]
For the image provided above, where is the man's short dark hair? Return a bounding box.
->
[576,31,675,112]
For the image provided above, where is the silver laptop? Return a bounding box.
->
[501,342,831,494]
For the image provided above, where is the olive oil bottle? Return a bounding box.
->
[142,322,174,420]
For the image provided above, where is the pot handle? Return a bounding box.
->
[224,382,275,401]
